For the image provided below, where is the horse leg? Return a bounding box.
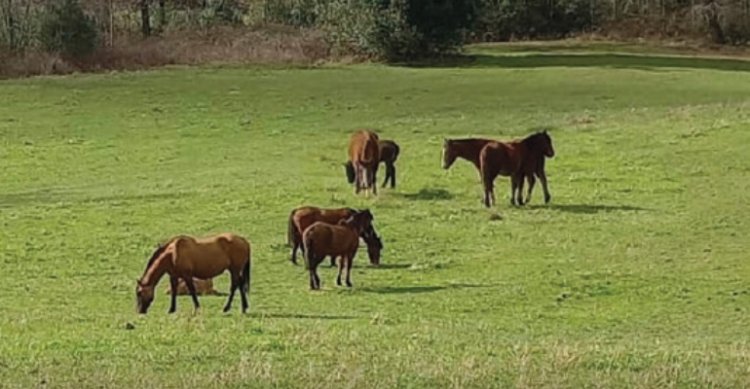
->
[290,241,299,265]
[390,164,396,188]
[336,255,344,286]
[510,175,519,206]
[516,174,525,206]
[382,163,390,188]
[372,168,378,196]
[168,276,178,313]
[538,169,552,204]
[309,269,317,290]
[183,277,201,310]
[354,166,361,194]
[526,174,536,204]
[329,255,337,267]
[223,273,239,312]
[482,170,494,208]
[238,271,249,313]
[345,256,353,288]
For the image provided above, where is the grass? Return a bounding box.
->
[1,42,749,388]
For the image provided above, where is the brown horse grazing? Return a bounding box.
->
[136,233,251,314]
[346,139,400,188]
[302,210,374,290]
[479,130,555,208]
[442,138,494,173]
[165,278,221,296]
[348,130,380,196]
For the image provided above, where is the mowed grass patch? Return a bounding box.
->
[1,45,749,387]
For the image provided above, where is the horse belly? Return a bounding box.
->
[178,249,230,279]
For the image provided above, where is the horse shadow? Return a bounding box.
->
[532,203,649,214]
[395,188,454,201]
[360,283,488,295]
[253,312,356,320]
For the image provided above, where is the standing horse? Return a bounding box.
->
[479,130,555,207]
[345,139,400,188]
[136,233,251,314]
[348,130,380,196]
[287,206,379,266]
[302,210,374,290]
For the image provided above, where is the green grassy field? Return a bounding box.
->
[1,43,749,388]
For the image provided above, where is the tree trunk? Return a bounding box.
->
[705,1,725,44]
[140,0,151,38]
[4,0,15,50]
[158,0,166,32]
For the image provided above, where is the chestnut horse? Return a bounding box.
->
[287,206,379,265]
[302,210,374,290]
[479,130,555,208]
[136,233,251,314]
[348,130,380,196]
[345,139,400,188]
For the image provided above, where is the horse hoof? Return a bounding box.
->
[346,283,353,288]
[545,196,551,204]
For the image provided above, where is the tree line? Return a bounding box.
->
[1,0,749,62]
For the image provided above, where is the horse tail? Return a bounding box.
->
[242,247,251,295]
[287,209,296,247]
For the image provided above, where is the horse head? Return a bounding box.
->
[135,278,155,314]
[540,130,555,158]
[343,161,356,184]
[442,138,458,169]
[363,228,383,266]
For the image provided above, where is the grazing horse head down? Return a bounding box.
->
[362,227,383,266]
[136,233,252,315]
[303,209,377,290]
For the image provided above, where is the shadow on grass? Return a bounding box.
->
[360,283,488,295]
[0,187,194,208]
[395,188,454,201]
[532,203,649,214]
[401,53,750,73]
[371,263,412,269]
[256,312,356,320]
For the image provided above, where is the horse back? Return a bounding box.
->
[293,207,354,236]
[480,141,523,176]
[378,140,400,163]
[349,130,380,166]
[303,222,359,257]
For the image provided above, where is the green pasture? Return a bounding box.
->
[0,43,749,387]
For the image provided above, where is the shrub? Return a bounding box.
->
[40,0,97,59]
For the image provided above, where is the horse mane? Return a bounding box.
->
[143,239,173,273]
[521,131,548,149]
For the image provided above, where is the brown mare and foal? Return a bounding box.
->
[136,128,553,314]
[442,130,555,207]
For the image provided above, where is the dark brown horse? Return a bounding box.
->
[347,139,400,188]
[136,233,251,314]
[287,206,379,266]
[302,210,374,290]
[348,130,380,196]
[479,130,555,207]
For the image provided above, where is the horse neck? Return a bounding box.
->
[454,140,487,166]
[141,253,172,287]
